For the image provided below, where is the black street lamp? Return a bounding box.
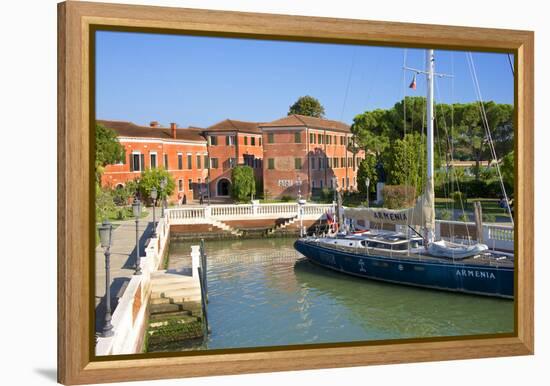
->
[132,199,142,275]
[98,220,114,337]
[160,178,167,218]
[151,187,158,238]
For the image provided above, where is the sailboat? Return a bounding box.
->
[294,50,514,299]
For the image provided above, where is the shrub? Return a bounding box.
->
[382,185,416,209]
[438,209,452,220]
[458,213,470,222]
[482,213,497,223]
[451,191,467,207]
[281,195,293,202]
[138,168,175,203]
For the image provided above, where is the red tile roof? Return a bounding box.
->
[260,114,350,132]
[205,119,262,134]
[97,120,207,143]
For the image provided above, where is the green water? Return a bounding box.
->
[169,238,514,350]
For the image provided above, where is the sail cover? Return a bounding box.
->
[344,179,435,230]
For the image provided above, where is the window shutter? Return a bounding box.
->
[129,153,133,172]
[140,154,145,171]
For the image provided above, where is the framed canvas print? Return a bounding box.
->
[57,1,534,384]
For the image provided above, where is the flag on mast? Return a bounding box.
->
[409,74,417,89]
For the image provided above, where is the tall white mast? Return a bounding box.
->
[426,49,436,243]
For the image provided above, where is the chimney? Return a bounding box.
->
[170,122,177,139]
[149,121,159,128]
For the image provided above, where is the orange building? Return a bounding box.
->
[204,119,263,197]
[99,115,362,202]
[98,120,208,203]
[260,114,364,199]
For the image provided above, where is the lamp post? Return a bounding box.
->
[332,176,338,203]
[160,178,167,218]
[99,220,114,337]
[205,176,210,205]
[365,177,370,208]
[133,199,142,275]
[151,187,157,238]
[296,175,302,200]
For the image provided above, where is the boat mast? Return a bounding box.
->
[426,49,435,243]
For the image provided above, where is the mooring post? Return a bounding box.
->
[200,239,208,302]
[191,245,200,279]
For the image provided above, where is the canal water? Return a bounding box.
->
[168,238,514,351]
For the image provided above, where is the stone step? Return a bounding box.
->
[148,310,192,321]
[149,314,199,328]
[150,297,172,305]
[163,289,202,303]
[149,303,188,315]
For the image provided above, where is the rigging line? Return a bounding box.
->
[340,47,357,121]
[507,53,515,76]
[434,76,470,240]
[467,52,514,226]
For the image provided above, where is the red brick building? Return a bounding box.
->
[203,119,263,197]
[98,120,209,203]
[99,114,362,202]
[260,114,364,199]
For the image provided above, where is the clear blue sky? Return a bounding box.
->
[96,31,514,128]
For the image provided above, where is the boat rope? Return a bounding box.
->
[507,53,515,76]
[466,52,514,226]
[340,47,357,121]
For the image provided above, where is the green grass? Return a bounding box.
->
[434,197,511,219]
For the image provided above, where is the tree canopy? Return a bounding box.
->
[138,167,176,202]
[231,166,256,202]
[288,95,325,118]
[96,123,126,182]
[351,97,513,182]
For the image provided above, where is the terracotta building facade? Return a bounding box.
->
[99,114,363,202]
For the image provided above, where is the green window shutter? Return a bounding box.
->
[129,153,133,172]
[140,154,145,171]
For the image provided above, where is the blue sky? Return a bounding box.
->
[96,31,514,128]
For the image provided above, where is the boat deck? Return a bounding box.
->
[302,234,514,269]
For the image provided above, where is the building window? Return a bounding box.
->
[196,155,201,169]
[320,180,323,188]
[268,158,275,169]
[204,155,209,169]
[268,133,274,143]
[259,137,262,146]
[244,136,248,145]
[342,178,345,188]
[226,135,235,146]
[229,158,237,168]
[188,179,193,190]
[340,136,344,145]
[295,158,302,169]
[178,179,183,192]
[294,132,301,143]
[334,157,339,168]
[187,154,192,169]
[130,153,141,172]
[164,153,168,169]
[327,158,332,168]
[210,136,218,146]
[312,180,315,188]
[211,158,219,168]
[178,153,183,170]
[318,134,322,144]
[149,153,157,168]
[346,177,350,188]
[310,157,315,170]
[353,156,356,170]
[327,135,331,145]
[310,133,315,144]
[251,137,256,146]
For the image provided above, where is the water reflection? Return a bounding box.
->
[168,238,513,351]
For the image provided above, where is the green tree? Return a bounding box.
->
[500,151,514,190]
[138,168,175,203]
[95,123,126,182]
[95,184,116,222]
[384,133,427,194]
[357,154,378,196]
[350,109,390,158]
[288,95,325,118]
[231,166,256,202]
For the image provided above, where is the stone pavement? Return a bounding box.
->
[94,210,155,334]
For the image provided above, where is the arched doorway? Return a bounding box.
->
[217,178,231,197]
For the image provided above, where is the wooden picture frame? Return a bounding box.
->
[58,1,534,384]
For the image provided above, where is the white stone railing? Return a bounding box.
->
[96,215,170,356]
[168,202,335,224]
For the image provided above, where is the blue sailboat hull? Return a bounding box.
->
[294,240,514,299]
